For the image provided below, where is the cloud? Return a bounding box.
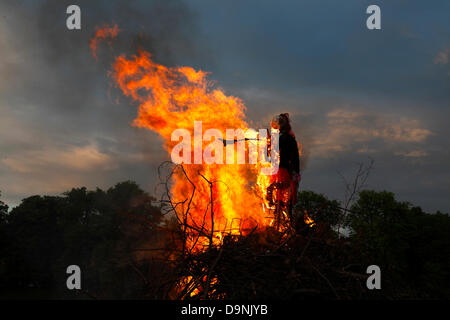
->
[434,48,450,65]
[395,150,428,158]
[1,144,116,173]
[309,108,433,158]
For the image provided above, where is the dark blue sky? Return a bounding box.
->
[0,0,449,212]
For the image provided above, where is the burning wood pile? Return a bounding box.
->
[91,28,376,299]
[176,226,369,300]
[149,162,373,300]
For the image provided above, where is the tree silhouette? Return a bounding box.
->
[346,190,450,298]
[0,182,165,298]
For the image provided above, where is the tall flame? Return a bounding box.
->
[111,50,274,250]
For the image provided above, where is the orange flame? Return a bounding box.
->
[111,50,275,251]
[304,211,316,227]
[90,24,120,60]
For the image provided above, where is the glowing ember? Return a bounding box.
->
[304,211,316,227]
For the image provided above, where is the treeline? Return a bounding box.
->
[298,190,450,298]
[0,182,171,299]
[0,182,449,299]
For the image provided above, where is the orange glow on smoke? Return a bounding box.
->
[90,24,120,60]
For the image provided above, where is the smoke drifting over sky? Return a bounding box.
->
[0,0,449,212]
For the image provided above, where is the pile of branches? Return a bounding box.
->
[153,163,379,300]
[176,223,379,300]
